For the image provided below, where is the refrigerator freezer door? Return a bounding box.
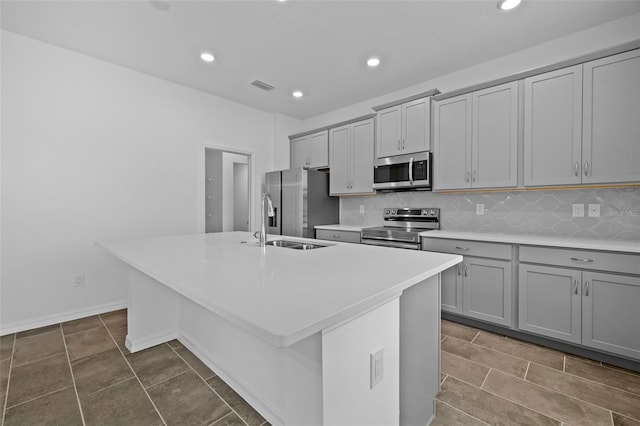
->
[281,168,305,237]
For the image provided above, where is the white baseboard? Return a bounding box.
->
[126,329,177,353]
[0,300,127,335]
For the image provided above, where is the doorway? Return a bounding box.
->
[203,147,252,233]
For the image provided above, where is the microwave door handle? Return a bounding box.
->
[409,157,414,185]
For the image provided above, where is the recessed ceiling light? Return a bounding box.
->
[200,52,215,63]
[497,0,522,10]
[292,91,304,98]
[367,57,381,68]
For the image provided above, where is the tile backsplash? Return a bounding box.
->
[340,188,639,241]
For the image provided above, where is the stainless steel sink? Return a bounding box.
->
[264,240,331,250]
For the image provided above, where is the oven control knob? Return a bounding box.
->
[391,209,397,215]
[422,209,428,215]
[429,209,436,216]
[385,209,390,215]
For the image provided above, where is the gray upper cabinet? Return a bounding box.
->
[376,97,430,158]
[433,81,518,190]
[582,49,640,185]
[290,130,329,169]
[524,65,583,186]
[329,118,374,195]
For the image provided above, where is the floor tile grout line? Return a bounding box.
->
[480,368,491,389]
[9,351,68,369]
[610,410,614,426]
[4,385,76,411]
[167,342,251,426]
[440,375,448,386]
[563,355,566,372]
[524,361,531,381]
[481,369,624,424]
[470,331,480,343]
[144,368,191,390]
[60,323,87,426]
[209,411,233,425]
[435,399,492,426]
[559,368,640,398]
[86,375,137,397]
[1,334,16,426]
[100,316,168,426]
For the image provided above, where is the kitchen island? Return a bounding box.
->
[98,232,461,426]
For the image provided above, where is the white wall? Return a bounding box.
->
[272,113,303,171]
[292,13,640,135]
[0,31,278,333]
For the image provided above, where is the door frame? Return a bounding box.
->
[199,143,255,234]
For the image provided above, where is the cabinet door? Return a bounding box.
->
[462,257,512,326]
[376,105,402,158]
[433,94,472,190]
[350,119,375,194]
[402,97,430,154]
[472,82,518,189]
[309,131,329,169]
[524,66,583,186]
[518,264,582,344]
[583,49,640,184]
[441,264,463,314]
[291,137,308,168]
[329,125,350,195]
[582,272,640,360]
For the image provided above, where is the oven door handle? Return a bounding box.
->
[409,157,414,186]
[360,235,418,244]
[361,239,420,250]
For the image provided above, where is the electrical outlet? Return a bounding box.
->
[588,204,601,218]
[359,205,365,214]
[572,204,584,218]
[73,273,85,287]
[476,204,485,215]
[370,348,384,389]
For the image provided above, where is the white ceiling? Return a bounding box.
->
[2,0,640,119]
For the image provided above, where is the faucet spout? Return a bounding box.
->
[258,193,274,247]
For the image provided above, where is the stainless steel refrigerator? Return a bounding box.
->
[265,168,339,238]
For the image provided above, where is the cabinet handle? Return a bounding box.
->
[472,170,477,183]
[574,279,579,295]
[574,162,579,177]
[570,257,594,263]
[464,264,469,277]
[332,234,340,239]
[397,140,401,151]
[584,160,589,176]
[584,281,590,296]
[457,264,462,276]
[455,246,470,251]
[402,139,406,149]
[466,171,470,183]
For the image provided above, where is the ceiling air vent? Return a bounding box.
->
[251,80,275,91]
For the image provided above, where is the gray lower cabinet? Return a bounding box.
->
[424,238,512,327]
[315,229,361,244]
[519,264,582,344]
[519,246,640,360]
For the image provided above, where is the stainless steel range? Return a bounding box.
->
[361,208,440,250]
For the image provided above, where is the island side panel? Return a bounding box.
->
[399,274,440,426]
[125,267,179,352]
[177,296,324,426]
[322,297,400,426]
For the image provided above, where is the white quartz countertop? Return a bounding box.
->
[98,232,461,347]
[314,224,365,232]
[421,231,639,254]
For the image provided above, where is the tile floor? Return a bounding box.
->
[1,312,639,425]
[434,319,640,426]
[0,309,269,426]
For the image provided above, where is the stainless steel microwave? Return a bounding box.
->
[373,152,431,191]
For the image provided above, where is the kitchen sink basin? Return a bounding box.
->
[264,240,331,250]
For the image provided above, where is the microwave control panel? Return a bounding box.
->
[413,160,428,180]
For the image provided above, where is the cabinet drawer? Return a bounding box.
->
[316,229,361,244]
[519,246,639,275]
[422,238,511,260]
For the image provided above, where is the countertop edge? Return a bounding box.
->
[420,231,639,254]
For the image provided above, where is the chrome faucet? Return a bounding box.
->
[256,193,274,247]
